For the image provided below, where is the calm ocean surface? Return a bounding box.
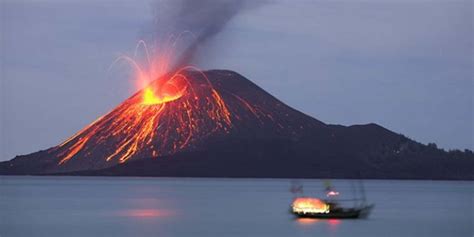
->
[0,176,472,237]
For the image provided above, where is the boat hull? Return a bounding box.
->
[292,204,374,219]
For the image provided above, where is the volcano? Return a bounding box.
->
[1,70,473,179]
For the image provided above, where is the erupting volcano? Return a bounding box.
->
[55,68,232,167]
[32,37,264,172]
[3,37,324,174]
[12,64,322,174]
[1,43,473,179]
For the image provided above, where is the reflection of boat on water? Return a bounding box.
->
[290,180,374,219]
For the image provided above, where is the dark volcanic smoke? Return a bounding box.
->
[153,0,265,68]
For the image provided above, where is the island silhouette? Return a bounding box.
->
[1,70,472,179]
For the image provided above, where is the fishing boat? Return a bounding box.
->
[290,180,374,219]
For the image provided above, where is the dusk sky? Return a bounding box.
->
[1,0,472,161]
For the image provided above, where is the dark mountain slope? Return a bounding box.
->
[1,70,472,179]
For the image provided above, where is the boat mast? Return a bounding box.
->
[358,179,367,206]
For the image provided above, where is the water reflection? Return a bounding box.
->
[328,219,341,226]
[295,217,341,230]
[327,219,341,231]
[117,209,173,218]
[296,218,320,225]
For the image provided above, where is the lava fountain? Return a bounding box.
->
[54,40,234,165]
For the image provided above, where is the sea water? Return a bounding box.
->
[0,176,472,237]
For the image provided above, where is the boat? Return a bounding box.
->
[290,180,374,219]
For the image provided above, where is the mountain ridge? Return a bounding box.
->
[1,69,472,179]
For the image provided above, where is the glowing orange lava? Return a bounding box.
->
[142,75,187,105]
[54,39,237,166]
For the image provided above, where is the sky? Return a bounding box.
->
[0,0,472,161]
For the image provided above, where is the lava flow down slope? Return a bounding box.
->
[1,70,473,179]
[1,69,325,174]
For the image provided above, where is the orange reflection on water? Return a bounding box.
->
[295,217,342,230]
[328,219,341,226]
[118,209,172,218]
[296,218,320,225]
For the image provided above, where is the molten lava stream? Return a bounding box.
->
[56,68,233,166]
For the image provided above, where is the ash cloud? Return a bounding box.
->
[152,0,266,69]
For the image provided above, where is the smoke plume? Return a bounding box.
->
[152,0,265,69]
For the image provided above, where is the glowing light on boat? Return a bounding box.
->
[326,191,339,197]
[292,197,330,214]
